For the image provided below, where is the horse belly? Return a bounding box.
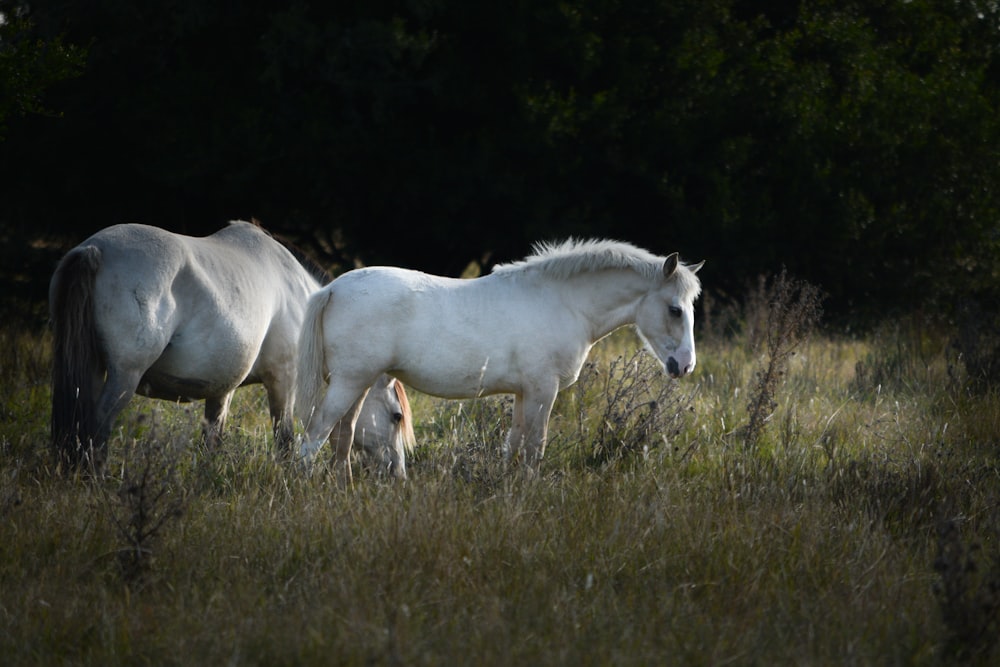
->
[390,334,524,399]
[141,340,257,400]
[392,364,512,400]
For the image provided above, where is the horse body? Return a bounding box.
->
[91,223,310,401]
[297,238,703,471]
[50,221,414,475]
[313,268,615,397]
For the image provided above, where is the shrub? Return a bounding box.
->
[934,515,1000,662]
[102,434,186,584]
[742,270,823,451]
[561,349,693,468]
[953,298,1000,393]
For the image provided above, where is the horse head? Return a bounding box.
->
[355,374,416,479]
[636,253,704,379]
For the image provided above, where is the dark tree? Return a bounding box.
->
[2,0,999,324]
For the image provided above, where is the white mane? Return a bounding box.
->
[492,238,702,298]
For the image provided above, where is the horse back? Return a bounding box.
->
[85,222,311,340]
[197,222,322,373]
[74,222,314,397]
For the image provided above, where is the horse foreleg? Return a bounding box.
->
[203,392,234,448]
[504,399,527,461]
[515,385,558,469]
[298,379,369,470]
[328,391,369,487]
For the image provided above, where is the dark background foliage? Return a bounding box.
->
[2,0,999,327]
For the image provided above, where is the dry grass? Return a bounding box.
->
[1,292,998,665]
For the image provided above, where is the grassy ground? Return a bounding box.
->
[1,296,998,665]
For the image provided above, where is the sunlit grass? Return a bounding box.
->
[1,315,998,665]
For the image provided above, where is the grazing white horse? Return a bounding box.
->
[49,221,414,475]
[296,238,703,474]
[353,373,415,478]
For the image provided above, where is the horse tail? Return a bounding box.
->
[295,288,333,426]
[49,245,103,468]
[393,380,416,453]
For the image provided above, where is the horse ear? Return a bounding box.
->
[663,253,679,278]
[689,260,705,274]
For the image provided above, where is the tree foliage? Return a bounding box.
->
[0,7,84,138]
[2,0,998,321]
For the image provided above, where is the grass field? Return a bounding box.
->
[1,284,998,665]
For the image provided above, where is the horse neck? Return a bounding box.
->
[556,269,654,341]
[288,262,323,299]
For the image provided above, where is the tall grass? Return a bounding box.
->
[1,285,998,665]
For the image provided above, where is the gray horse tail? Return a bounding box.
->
[295,289,333,427]
[49,245,103,468]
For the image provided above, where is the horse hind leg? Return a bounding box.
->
[263,377,294,457]
[203,392,234,448]
[87,367,143,473]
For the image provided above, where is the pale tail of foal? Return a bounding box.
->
[296,289,417,481]
[296,288,333,445]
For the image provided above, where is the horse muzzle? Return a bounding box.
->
[666,355,695,378]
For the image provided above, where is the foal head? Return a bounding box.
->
[635,253,704,378]
[355,374,416,479]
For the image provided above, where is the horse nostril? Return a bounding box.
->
[666,357,680,377]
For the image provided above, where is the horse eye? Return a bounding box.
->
[669,306,682,317]
[392,411,404,424]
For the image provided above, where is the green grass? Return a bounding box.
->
[1,314,998,665]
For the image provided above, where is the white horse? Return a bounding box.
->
[296,238,703,474]
[353,373,415,478]
[49,221,415,475]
